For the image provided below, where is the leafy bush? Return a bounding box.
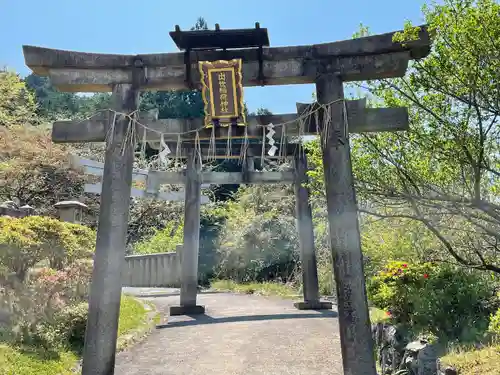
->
[0,216,95,281]
[0,216,43,281]
[33,260,93,304]
[214,184,300,284]
[360,218,435,277]
[0,261,92,348]
[133,220,183,254]
[489,310,500,336]
[127,199,184,246]
[217,211,299,282]
[54,302,88,351]
[313,219,335,296]
[22,216,95,269]
[368,261,497,341]
[488,294,500,338]
[199,203,228,283]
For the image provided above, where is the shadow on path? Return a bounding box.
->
[132,291,222,298]
[156,311,338,328]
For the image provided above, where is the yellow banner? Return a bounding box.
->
[199,59,246,128]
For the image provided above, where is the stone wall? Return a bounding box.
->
[121,250,181,288]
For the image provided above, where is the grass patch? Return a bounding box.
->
[211,280,388,323]
[440,344,500,375]
[211,280,300,299]
[145,300,163,325]
[117,295,148,336]
[0,346,78,375]
[116,297,161,351]
[0,294,152,375]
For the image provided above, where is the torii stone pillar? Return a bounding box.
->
[293,151,331,310]
[316,72,376,375]
[169,148,205,316]
[81,84,138,375]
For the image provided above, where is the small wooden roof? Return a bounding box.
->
[169,23,270,51]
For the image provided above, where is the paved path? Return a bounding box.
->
[116,288,343,375]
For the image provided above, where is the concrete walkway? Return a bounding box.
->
[116,288,344,375]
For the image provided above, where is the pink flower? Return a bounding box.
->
[423,273,429,279]
[402,264,408,268]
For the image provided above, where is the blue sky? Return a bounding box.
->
[0,0,426,113]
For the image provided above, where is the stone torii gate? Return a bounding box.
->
[54,98,407,311]
[23,24,430,375]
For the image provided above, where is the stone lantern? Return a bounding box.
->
[19,205,35,217]
[54,200,88,223]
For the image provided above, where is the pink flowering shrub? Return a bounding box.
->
[0,260,92,348]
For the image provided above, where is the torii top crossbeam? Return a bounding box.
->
[22,25,430,92]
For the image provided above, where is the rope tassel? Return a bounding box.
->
[239,126,249,165]
[226,126,232,159]
[208,125,216,161]
[194,130,203,168]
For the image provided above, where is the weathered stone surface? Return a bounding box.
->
[122,252,180,288]
[54,200,87,223]
[179,149,202,308]
[23,25,429,72]
[372,323,409,373]
[23,25,430,91]
[415,343,438,375]
[316,73,377,375]
[293,301,333,310]
[293,152,321,305]
[31,52,410,91]
[51,103,408,144]
[81,84,138,375]
[148,170,295,185]
[168,304,206,316]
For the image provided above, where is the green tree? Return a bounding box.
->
[249,107,273,116]
[360,218,436,276]
[24,73,111,120]
[138,16,208,120]
[308,0,500,273]
[0,70,37,126]
[126,199,184,247]
[216,184,299,282]
[191,17,209,31]
[0,125,85,213]
[134,220,184,254]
